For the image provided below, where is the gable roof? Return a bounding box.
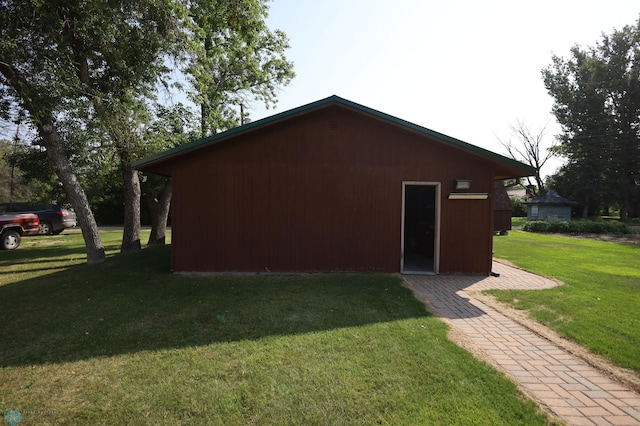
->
[494,181,513,210]
[526,190,577,205]
[133,95,536,177]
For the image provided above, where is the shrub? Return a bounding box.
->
[583,221,606,233]
[570,221,585,234]
[523,220,630,234]
[510,197,527,217]
[523,221,550,233]
[602,220,630,234]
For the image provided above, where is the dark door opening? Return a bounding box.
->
[402,184,436,274]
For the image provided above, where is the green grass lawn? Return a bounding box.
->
[0,231,553,425]
[492,231,640,374]
[510,216,527,229]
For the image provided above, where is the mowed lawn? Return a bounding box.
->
[492,231,640,374]
[0,231,554,425]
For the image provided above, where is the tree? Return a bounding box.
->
[57,2,185,253]
[0,138,38,202]
[0,1,106,263]
[542,18,640,219]
[5,139,67,205]
[499,120,555,195]
[141,104,198,245]
[1,0,186,260]
[1,0,294,261]
[546,163,615,218]
[186,0,295,137]
[50,0,293,252]
[140,0,295,243]
[1,1,188,260]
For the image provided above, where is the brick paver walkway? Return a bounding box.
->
[405,262,640,426]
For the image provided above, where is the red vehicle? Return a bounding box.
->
[0,203,76,235]
[0,213,40,250]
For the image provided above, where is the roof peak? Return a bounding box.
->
[529,189,577,204]
[133,95,536,178]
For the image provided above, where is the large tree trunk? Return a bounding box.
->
[39,122,106,264]
[121,163,142,253]
[146,179,172,245]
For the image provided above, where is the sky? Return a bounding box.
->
[249,1,640,177]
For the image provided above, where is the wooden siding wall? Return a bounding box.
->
[171,107,499,274]
[527,205,572,222]
[494,210,513,232]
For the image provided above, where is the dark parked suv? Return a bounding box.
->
[0,203,77,235]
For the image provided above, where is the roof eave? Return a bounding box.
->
[133,95,536,178]
[133,97,340,172]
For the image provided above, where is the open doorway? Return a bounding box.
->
[402,183,439,274]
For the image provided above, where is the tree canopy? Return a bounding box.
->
[543,18,640,219]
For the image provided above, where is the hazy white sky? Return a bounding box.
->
[250,1,640,177]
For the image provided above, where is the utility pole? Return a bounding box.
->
[9,126,19,202]
[239,99,251,125]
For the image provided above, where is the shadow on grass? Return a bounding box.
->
[1,233,122,267]
[0,244,430,367]
[3,246,94,265]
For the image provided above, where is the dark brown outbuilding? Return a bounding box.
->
[134,96,534,275]
[493,180,514,234]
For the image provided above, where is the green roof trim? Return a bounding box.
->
[133,95,536,175]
